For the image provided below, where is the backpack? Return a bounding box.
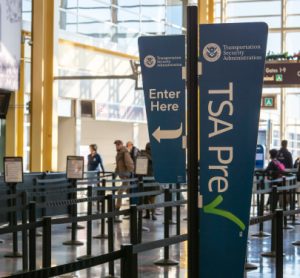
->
[273,159,285,172]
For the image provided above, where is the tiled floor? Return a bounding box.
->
[0,204,300,277]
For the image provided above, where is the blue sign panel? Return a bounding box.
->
[199,23,268,277]
[138,35,186,183]
[255,144,265,169]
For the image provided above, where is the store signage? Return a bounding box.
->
[0,0,21,91]
[138,35,186,183]
[199,23,268,278]
[264,61,300,87]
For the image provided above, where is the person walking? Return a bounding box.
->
[277,140,293,169]
[114,140,134,210]
[87,144,105,172]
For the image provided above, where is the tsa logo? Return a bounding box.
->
[144,55,156,68]
[203,43,221,62]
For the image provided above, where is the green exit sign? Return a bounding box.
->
[261,95,277,109]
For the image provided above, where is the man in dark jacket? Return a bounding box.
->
[114,140,134,210]
[277,140,293,168]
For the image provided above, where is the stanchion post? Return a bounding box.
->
[130,205,138,245]
[169,184,173,223]
[130,205,138,273]
[275,209,283,278]
[77,185,93,260]
[101,179,106,233]
[87,186,93,256]
[154,188,178,266]
[42,217,52,268]
[176,182,181,235]
[261,185,278,257]
[4,183,22,258]
[107,194,115,277]
[187,5,199,278]
[138,176,144,243]
[282,177,293,230]
[21,191,28,271]
[258,179,264,230]
[112,172,116,188]
[11,183,18,254]
[96,172,101,212]
[63,180,84,246]
[165,189,171,259]
[28,201,36,270]
[252,178,270,237]
[121,244,137,278]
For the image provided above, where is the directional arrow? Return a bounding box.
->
[152,123,183,143]
[203,195,245,231]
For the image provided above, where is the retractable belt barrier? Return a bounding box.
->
[0,179,187,277]
[2,172,299,278]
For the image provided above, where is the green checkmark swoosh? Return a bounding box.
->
[203,195,245,231]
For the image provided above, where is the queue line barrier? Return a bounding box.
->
[0,176,299,278]
[0,181,186,277]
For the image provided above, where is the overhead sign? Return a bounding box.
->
[264,61,300,87]
[4,157,23,183]
[0,0,21,91]
[138,35,186,183]
[199,23,268,278]
[261,94,277,109]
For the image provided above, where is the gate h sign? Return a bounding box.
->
[138,35,186,183]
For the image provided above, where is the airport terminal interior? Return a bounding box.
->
[0,0,300,277]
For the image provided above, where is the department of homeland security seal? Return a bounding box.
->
[144,55,156,68]
[203,43,222,62]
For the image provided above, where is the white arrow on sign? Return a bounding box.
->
[152,123,183,143]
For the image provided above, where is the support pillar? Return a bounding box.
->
[30,0,59,171]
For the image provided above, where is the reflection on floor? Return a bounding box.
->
[0,205,300,277]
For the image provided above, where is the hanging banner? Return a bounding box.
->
[0,0,22,91]
[199,23,268,278]
[138,35,186,183]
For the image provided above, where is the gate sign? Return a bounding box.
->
[264,61,300,87]
[138,35,186,183]
[199,23,268,278]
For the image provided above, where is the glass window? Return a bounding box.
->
[286,32,300,54]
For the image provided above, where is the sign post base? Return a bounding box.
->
[154,258,179,266]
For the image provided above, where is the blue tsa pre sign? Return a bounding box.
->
[138,35,186,183]
[199,23,268,278]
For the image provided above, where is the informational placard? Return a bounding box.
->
[0,0,22,91]
[66,156,84,180]
[255,144,265,169]
[135,157,149,176]
[264,61,300,87]
[199,23,268,278]
[4,156,23,183]
[261,94,277,109]
[138,35,186,183]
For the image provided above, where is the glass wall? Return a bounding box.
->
[215,0,300,159]
[59,0,185,55]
